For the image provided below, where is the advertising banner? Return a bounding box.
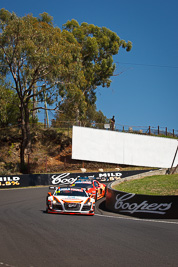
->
[106,186,178,219]
[72,126,178,168]
[0,170,149,189]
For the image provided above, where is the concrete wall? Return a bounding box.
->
[72,126,178,168]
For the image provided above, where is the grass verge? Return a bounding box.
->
[113,174,178,196]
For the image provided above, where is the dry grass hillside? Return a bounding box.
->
[0,126,128,175]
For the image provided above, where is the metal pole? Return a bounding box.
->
[170,145,178,170]
[168,144,178,174]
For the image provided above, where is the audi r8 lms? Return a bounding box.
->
[46,187,95,215]
[71,179,106,201]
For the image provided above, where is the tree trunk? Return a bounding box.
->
[20,100,31,173]
[32,83,37,125]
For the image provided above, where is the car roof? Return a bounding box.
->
[56,187,85,192]
[75,181,92,184]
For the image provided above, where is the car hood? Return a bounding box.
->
[54,196,88,203]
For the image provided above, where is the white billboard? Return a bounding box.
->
[72,126,178,168]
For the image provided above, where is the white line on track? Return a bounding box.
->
[95,213,178,225]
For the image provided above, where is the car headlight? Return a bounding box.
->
[53,200,57,204]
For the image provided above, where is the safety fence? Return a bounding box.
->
[0,121,177,138]
[50,121,178,138]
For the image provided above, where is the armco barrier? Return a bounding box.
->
[0,170,151,189]
[106,174,178,219]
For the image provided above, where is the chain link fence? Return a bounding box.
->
[0,121,177,139]
[49,121,178,138]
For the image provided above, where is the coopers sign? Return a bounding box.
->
[0,170,149,188]
[115,193,172,215]
[51,173,79,185]
[106,187,178,219]
[50,172,122,185]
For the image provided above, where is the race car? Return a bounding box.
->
[71,179,106,201]
[46,187,95,215]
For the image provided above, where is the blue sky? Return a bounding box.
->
[1,0,178,132]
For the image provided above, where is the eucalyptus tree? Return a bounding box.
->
[63,19,132,105]
[0,77,19,127]
[0,9,85,170]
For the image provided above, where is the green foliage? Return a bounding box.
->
[0,9,86,168]
[0,9,85,113]
[0,10,132,169]
[63,19,132,105]
[85,104,109,127]
[54,102,109,129]
[38,12,53,26]
[0,78,20,127]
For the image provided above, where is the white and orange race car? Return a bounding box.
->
[46,187,95,215]
[71,179,106,201]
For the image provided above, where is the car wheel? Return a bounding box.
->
[46,197,49,213]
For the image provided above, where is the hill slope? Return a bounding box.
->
[0,127,122,174]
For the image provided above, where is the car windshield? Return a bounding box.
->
[54,188,87,197]
[72,183,93,189]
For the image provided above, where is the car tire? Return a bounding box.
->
[46,197,49,213]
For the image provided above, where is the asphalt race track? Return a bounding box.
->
[0,187,178,267]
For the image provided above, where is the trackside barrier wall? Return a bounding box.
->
[0,170,152,189]
[1,169,178,219]
[106,183,178,220]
